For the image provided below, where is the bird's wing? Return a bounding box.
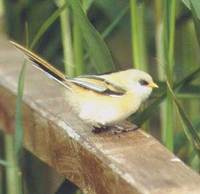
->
[69,75,126,95]
[10,41,71,89]
[10,41,125,95]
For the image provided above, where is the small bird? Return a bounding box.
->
[10,41,158,132]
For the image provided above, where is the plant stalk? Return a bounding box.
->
[130,0,147,69]
[130,0,148,130]
[162,0,176,150]
[4,134,22,194]
[57,0,74,77]
[73,6,84,75]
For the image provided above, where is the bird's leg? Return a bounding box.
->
[92,126,111,133]
[92,124,111,133]
[92,121,139,134]
[112,125,138,134]
[111,121,139,134]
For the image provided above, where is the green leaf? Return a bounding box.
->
[166,81,200,151]
[182,0,191,9]
[30,2,67,49]
[68,0,115,73]
[82,0,94,11]
[102,4,129,39]
[189,1,200,46]
[57,0,74,76]
[182,0,200,20]
[191,0,200,16]
[133,93,164,125]
[190,153,200,171]
[178,84,200,98]
[95,0,127,19]
[84,4,129,63]
[15,61,26,156]
[0,159,9,167]
[182,0,200,45]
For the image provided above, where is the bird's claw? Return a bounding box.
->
[111,124,139,134]
[92,126,111,133]
[92,122,139,134]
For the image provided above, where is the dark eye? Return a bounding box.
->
[139,79,148,86]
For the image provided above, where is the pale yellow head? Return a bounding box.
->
[103,69,158,102]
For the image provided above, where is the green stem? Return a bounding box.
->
[0,159,9,167]
[155,0,164,74]
[84,5,129,62]
[130,0,147,69]
[4,134,22,194]
[57,0,74,77]
[168,1,176,70]
[82,0,94,12]
[130,0,139,67]
[155,0,165,138]
[30,2,67,49]
[162,0,176,151]
[0,0,3,16]
[102,5,129,39]
[73,8,84,75]
[138,4,147,69]
[130,0,148,130]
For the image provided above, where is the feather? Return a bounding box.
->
[10,41,126,96]
[10,41,66,82]
[70,75,126,96]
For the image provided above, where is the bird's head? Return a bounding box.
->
[111,69,158,102]
[123,69,158,101]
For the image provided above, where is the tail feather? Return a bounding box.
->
[10,41,67,83]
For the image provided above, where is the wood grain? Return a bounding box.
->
[0,39,200,194]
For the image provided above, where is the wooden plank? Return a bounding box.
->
[0,39,200,194]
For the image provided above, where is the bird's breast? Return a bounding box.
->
[68,86,141,126]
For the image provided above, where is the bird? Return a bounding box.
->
[10,41,158,133]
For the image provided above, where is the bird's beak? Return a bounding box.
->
[148,82,159,88]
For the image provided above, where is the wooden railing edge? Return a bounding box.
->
[0,39,200,194]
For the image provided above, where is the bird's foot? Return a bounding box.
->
[110,120,139,134]
[92,121,139,134]
[92,125,111,133]
[111,124,139,134]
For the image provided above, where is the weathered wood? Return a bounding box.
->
[0,39,200,194]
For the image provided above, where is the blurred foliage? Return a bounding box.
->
[1,0,200,193]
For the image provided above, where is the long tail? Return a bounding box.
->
[10,41,68,86]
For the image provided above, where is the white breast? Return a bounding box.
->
[68,91,141,127]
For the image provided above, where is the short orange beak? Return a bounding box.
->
[148,82,159,88]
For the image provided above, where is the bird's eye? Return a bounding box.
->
[139,79,149,86]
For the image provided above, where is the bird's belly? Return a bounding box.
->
[72,92,140,126]
[79,102,124,126]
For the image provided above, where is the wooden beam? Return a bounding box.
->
[0,39,200,194]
